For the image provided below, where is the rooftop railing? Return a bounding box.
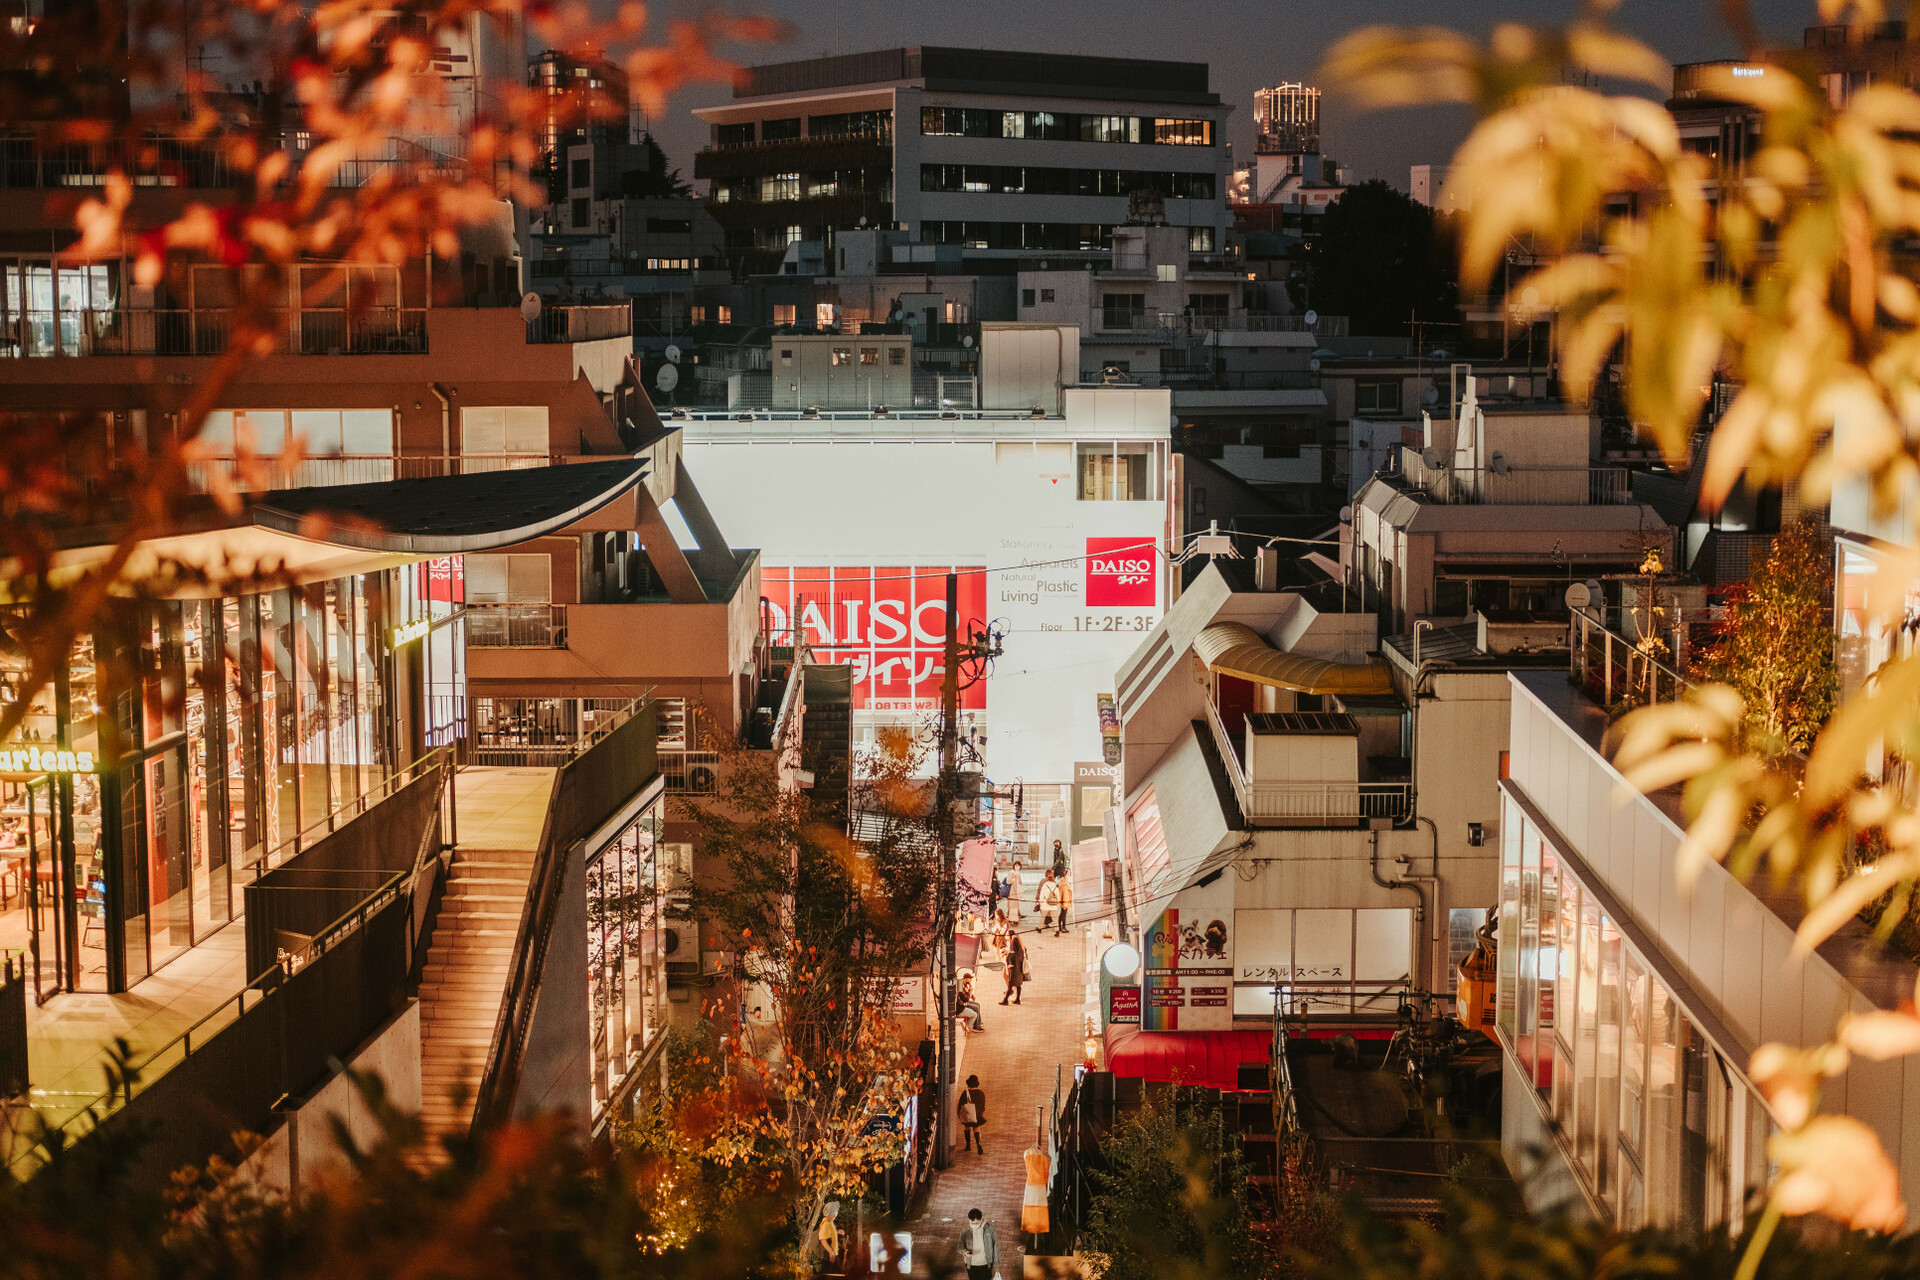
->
[525,302,631,344]
[1203,697,1411,827]
[1399,453,1632,506]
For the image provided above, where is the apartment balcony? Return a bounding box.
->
[1398,450,1631,505]
[1203,698,1411,828]
[466,603,569,649]
[0,306,428,358]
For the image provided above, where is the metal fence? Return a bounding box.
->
[470,696,646,768]
[465,603,569,649]
[1401,457,1632,506]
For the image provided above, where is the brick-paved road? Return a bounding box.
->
[910,916,1089,1277]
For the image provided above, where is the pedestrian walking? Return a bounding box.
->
[1037,870,1061,930]
[959,1208,998,1280]
[1051,839,1068,880]
[1000,931,1028,1004]
[1055,872,1073,936]
[958,1073,988,1152]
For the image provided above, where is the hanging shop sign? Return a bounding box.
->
[0,745,98,774]
[1108,984,1140,1024]
[1097,693,1121,765]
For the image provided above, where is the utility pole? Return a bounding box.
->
[935,571,960,1171]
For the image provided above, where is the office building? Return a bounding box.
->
[691,46,1233,272]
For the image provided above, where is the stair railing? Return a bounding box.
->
[467,695,652,1135]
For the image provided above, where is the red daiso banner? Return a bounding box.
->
[760,566,987,710]
[1085,537,1158,608]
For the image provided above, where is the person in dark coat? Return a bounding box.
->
[1000,931,1028,1005]
[1051,839,1068,879]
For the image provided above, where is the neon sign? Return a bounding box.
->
[391,617,431,646]
[0,746,97,774]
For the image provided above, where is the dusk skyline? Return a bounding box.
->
[645,0,1822,189]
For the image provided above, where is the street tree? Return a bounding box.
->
[1698,519,1838,753]
[672,723,939,1271]
[1287,179,1458,339]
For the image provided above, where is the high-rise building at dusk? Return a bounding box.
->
[1254,82,1319,156]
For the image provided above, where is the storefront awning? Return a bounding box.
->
[1192,621,1393,696]
[1103,1027,1274,1091]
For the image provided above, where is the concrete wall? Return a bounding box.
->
[235,1002,424,1198]
[981,322,1077,412]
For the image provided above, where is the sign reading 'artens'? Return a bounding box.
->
[0,746,98,774]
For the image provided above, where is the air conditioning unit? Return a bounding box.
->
[688,763,718,793]
[662,926,687,961]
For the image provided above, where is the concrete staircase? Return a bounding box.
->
[416,845,536,1147]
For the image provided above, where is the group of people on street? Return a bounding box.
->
[947,843,1081,1277]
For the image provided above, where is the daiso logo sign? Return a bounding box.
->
[1085,537,1158,607]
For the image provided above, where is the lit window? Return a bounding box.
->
[773,304,796,326]
[1157,264,1178,283]
[816,302,836,327]
[832,347,854,366]
[860,347,879,365]
[717,305,733,324]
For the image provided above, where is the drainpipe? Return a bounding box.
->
[429,382,452,474]
[1408,816,1444,993]
[1369,826,1427,986]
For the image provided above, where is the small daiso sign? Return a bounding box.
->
[1085,537,1157,607]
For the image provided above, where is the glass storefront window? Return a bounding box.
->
[1497,817,1522,1041]
[1593,914,1622,1204]
[1535,845,1558,1101]
[585,796,667,1116]
[1553,879,1581,1135]
[1574,893,1601,1177]
[1517,830,1540,1084]
[1618,953,1649,1225]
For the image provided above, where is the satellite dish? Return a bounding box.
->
[519,292,543,322]
[962,334,974,348]
[1422,385,1441,406]
[1303,309,1318,327]
[1309,358,1321,372]
[858,215,868,227]
[655,363,680,394]
[1421,446,1449,469]
[1564,582,1592,610]
[664,344,682,364]
[1101,942,1141,979]
[1339,505,1354,523]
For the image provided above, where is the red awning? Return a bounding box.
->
[1102,1027,1274,1091]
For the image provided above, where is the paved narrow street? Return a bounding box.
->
[911,913,1092,1277]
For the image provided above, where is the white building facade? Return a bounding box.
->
[679,335,1172,794]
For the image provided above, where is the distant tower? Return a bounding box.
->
[1254,83,1320,156]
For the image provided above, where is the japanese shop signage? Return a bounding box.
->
[1141,873,1237,1032]
[1085,536,1157,607]
[1108,984,1140,1024]
[1097,693,1121,766]
[759,565,987,711]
